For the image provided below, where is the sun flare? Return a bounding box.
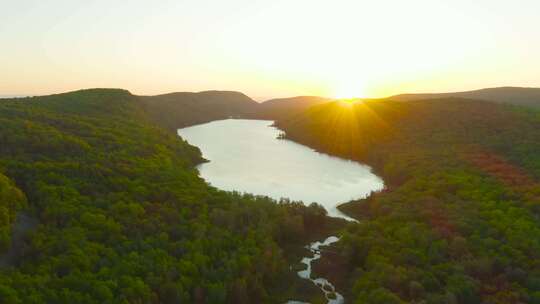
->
[337,99,356,108]
[333,80,366,99]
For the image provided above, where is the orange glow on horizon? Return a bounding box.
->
[1,1,539,97]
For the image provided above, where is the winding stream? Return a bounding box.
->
[178,119,384,303]
[287,236,344,304]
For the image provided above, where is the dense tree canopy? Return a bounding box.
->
[3,88,539,303]
[0,173,26,251]
[138,91,259,131]
[277,98,540,303]
[0,89,334,303]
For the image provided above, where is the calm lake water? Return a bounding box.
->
[177,119,384,220]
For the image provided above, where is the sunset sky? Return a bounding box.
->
[1,0,539,100]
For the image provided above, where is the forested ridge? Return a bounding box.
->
[138,91,259,131]
[135,87,540,133]
[3,87,540,303]
[390,87,540,108]
[276,99,540,303]
[252,96,333,121]
[0,89,335,303]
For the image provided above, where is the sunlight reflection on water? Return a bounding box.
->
[178,119,384,220]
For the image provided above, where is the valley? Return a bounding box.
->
[1,87,540,303]
[3,1,540,303]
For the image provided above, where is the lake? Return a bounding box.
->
[177,119,384,220]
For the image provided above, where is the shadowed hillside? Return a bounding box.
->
[139,92,339,128]
[135,86,540,140]
[254,96,333,120]
[138,90,260,130]
[390,87,540,108]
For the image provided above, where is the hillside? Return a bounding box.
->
[4,87,540,303]
[0,173,26,252]
[0,89,340,303]
[139,92,338,128]
[276,99,540,303]
[390,86,540,108]
[138,90,260,130]
[254,96,333,120]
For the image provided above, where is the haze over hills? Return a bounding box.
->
[137,86,540,132]
[138,90,259,130]
[139,93,336,127]
[0,89,332,131]
[389,87,540,108]
[5,87,540,135]
[138,92,337,129]
[0,95,31,99]
[254,96,333,120]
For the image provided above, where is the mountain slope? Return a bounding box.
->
[275,98,540,303]
[138,90,260,130]
[139,92,336,128]
[0,88,338,303]
[255,96,333,120]
[0,173,26,252]
[390,86,540,108]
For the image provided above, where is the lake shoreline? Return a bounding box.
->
[177,118,386,303]
[178,119,384,221]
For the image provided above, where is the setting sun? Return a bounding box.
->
[2,1,540,303]
[337,99,356,108]
[333,80,367,99]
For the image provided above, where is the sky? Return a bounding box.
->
[1,0,539,100]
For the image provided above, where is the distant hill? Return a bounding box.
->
[254,96,333,120]
[139,92,338,129]
[390,86,540,108]
[0,95,30,99]
[138,90,260,130]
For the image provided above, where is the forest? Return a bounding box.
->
[2,88,540,303]
[276,98,540,303]
[138,91,259,131]
[0,89,336,303]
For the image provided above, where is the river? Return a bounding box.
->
[178,119,384,303]
[287,236,345,304]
